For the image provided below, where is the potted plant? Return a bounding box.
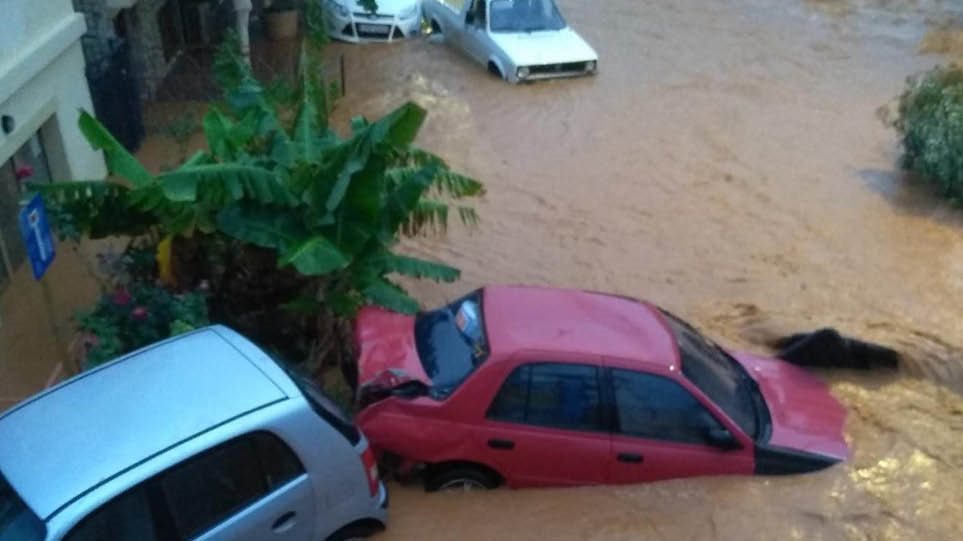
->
[264,0,300,41]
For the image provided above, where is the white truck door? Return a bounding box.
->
[462,0,491,65]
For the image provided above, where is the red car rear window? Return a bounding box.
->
[415,290,489,397]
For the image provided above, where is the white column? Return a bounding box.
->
[232,0,253,62]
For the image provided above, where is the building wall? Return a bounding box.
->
[73,0,116,70]
[0,1,108,411]
[0,2,107,180]
[0,0,77,61]
[74,0,188,100]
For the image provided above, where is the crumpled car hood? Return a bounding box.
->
[355,307,431,393]
[731,351,849,461]
[490,28,598,67]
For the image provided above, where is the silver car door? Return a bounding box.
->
[161,433,316,541]
[193,476,316,541]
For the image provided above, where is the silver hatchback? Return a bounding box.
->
[0,326,387,541]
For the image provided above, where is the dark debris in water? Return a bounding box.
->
[775,328,901,370]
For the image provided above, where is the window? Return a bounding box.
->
[488,363,603,432]
[0,472,45,541]
[487,364,529,423]
[490,0,567,33]
[64,486,163,541]
[467,0,486,26]
[0,133,52,290]
[251,432,305,490]
[612,369,724,445]
[289,370,361,445]
[65,432,302,541]
[659,310,761,438]
[415,290,489,396]
[160,438,268,539]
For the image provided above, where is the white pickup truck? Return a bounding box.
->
[422,0,598,83]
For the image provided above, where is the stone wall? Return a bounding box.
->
[71,0,115,74]
[73,0,187,99]
[127,0,182,99]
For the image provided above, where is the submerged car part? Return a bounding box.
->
[423,0,599,83]
[754,443,841,475]
[776,328,901,370]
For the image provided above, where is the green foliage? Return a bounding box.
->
[38,23,483,320]
[78,111,153,188]
[894,64,963,200]
[79,282,209,367]
[77,244,209,367]
[31,181,155,241]
[153,106,201,167]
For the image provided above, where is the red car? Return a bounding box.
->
[353,286,849,490]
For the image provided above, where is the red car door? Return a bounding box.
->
[477,361,611,487]
[606,368,754,483]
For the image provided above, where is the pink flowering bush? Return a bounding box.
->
[79,282,208,367]
[15,164,34,182]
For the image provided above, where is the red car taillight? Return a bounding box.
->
[361,446,379,497]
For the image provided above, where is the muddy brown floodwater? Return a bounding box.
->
[325,0,963,539]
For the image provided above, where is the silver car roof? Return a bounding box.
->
[0,326,290,521]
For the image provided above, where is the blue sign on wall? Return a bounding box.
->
[18,194,56,280]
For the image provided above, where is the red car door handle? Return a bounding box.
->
[488,439,515,450]
[617,453,644,464]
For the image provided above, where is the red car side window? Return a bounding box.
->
[488,363,604,432]
[488,365,529,422]
[612,369,723,445]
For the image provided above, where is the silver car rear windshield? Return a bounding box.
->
[269,355,362,446]
[0,472,45,541]
[293,374,361,445]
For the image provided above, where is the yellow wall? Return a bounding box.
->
[0,242,107,412]
[1,1,108,412]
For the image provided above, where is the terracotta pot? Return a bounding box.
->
[266,9,299,41]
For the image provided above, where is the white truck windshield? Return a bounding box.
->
[490,0,567,32]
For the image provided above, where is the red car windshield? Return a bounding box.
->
[414,290,489,397]
[660,310,762,439]
[0,472,45,541]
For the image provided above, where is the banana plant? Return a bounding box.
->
[34,19,483,318]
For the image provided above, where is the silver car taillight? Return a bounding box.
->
[361,446,379,497]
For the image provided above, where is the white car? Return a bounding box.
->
[323,0,422,42]
[423,0,598,83]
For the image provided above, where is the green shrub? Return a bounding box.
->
[35,2,482,370]
[894,64,963,200]
[79,282,209,367]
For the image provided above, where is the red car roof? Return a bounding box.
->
[481,285,679,372]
